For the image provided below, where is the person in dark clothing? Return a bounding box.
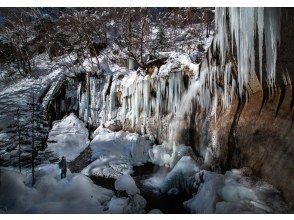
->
[58,156,67,179]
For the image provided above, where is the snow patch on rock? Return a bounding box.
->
[82,128,152,179]
[115,174,140,195]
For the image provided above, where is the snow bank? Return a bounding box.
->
[0,165,114,213]
[82,128,152,178]
[105,194,146,214]
[184,168,288,214]
[115,174,140,195]
[47,113,90,161]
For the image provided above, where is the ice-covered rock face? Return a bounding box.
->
[183,168,288,214]
[0,66,63,166]
[148,142,173,166]
[73,51,203,132]
[82,128,153,179]
[47,113,90,161]
[146,142,203,195]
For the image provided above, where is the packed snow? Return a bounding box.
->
[47,113,90,161]
[82,128,153,178]
[156,52,199,77]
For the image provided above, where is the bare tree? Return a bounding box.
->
[203,8,214,38]
[0,9,36,76]
[16,108,22,173]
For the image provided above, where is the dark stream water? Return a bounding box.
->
[89,162,191,214]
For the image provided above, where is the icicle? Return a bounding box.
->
[214,8,229,66]
[264,8,281,87]
[143,77,150,116]
[257,8,264,85]
[229,8,240,56]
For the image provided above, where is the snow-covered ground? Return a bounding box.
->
[183,168,288,213]
[0,165,114,213]
[0,165,149,214]
[47,113,90,161]
[82,128,153,179]
[155,52,199,77]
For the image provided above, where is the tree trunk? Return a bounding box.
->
[31,94,35,186]
[17,108,21,173]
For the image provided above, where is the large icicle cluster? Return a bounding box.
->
[76,67,188,129]
[214,7,281,96]
[170,7,282,122]
[121,71,185,127]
